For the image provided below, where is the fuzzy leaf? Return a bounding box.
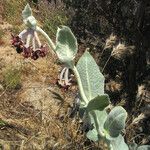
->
[137,145,150,150]
[110,134,129,150]
[86,128,100,141]
[55,26,77,67]
[22,4,32,20]
[86,110,107,141]
[87,94,110,112]
[77,51,105,101]
[104,106,127,138]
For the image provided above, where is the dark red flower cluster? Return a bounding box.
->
[31,46,48,60]
[11,35,48,60]
[11,35,24,54]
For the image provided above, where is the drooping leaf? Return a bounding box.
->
[87,94,110,112]
[55,26,78,67]
[110,134,129,150]
[76,51,105,101]
[137,145,150,150]
[86,110,107,141]
[104,106,127,138]
[22,4,32,20]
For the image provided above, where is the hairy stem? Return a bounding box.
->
[32,36,36,51]
[73,66,88,106]
[19,29,27,39]
[25,33,32,48]
[36,26,56,52]
[34,31,41,47]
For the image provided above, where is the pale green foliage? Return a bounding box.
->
[55,26,128,149]
[22,4,36,29]
[87,94,110,112]
[55,26,78,68]
[86,110,108,141]
[104,106,127,138]
[110,135,129,150]
[22,4,32,20]
[77,51,105,102]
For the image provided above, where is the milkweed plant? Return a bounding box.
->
[11,4,150,150]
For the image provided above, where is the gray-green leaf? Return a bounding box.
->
[87,94,110,112]
[86,110,107,141]
[86,128,100,141]
[104,106,127,138]
[22,4,32,20]
[137,145,150,150]
[77,51,105,101]
[110,134,129,150]
[55,26,77,67]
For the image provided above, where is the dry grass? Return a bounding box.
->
[0,3,100,149]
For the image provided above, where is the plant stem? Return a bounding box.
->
[73,66,88,106]
[19,29,27,38]
[34,31,42,47]
[25,33,32,48]
[36,26,56,52]
[102,54,112,73]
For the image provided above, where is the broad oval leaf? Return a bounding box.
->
[110,134,129,150]
[137,145,150,150]
[22,4,32,20]
[104,106,127,137]
[55,26,77,67]
[86,110,107,141]
[76,51,105,101]
[87,94,110,112]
